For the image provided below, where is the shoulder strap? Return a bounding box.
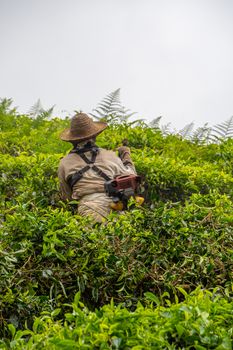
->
[78,149,98,164]
[92,165,111,182]
[67,146,111,189]
[67,165,91,188]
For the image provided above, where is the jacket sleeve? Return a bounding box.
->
[117,146,136,174]
[58,163,72,201]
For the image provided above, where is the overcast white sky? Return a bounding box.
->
[0,0,233,129]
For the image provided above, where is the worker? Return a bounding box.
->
[58,112,136,223]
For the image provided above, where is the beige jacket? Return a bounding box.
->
[58,146,136,222]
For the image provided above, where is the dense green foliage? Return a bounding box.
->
[2,290,233,349]
[0,100,233,349]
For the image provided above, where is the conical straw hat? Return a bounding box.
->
[60,113,107,142]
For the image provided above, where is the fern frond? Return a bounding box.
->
[29,99,55,121]
[191,123,212,144]
[92,88,136,124]
[93,88,122,121]
[118,106,137,122]
[149,116,162,129]
[210,117,233,141]
[28,99,44,117]
[161,123,172,136]
[178,122,195,139]
[0,98,16,115]
[39,105,55,120]
[127,119,145,127]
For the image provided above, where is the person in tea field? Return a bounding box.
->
[58,112,136,223]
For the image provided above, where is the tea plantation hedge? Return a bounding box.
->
[0,104,233,349]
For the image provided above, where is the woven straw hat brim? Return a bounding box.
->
[60,121,107,142]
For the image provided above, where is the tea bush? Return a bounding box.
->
[0,102,232,348]
[1,289,233,350]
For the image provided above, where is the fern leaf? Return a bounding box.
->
[149,116,162,129]
[28,99,44,117]
[39,105,55,120]
[210,117,233,141]
[0,98,16,115]
[178,122,195,139]
[92,88,136,124]
[127,119,145,126]
[191,123,212,144]
[94,88,122,120]
[161,123,172,136]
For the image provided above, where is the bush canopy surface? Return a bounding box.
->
[0,99,233,349]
